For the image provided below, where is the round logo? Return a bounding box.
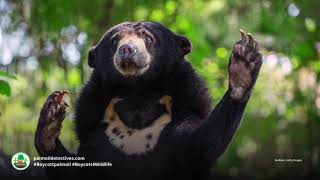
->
[11,152,30,170]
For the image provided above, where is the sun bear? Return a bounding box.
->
[34,22,262,180]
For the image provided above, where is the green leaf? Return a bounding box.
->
[0,80,11,97]
[216,47,228,59]
[67,68,81,87]
[0,71,17,79]
[305,18,316,32]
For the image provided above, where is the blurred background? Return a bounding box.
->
[0,0,319,179]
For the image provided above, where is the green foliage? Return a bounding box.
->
[0,71,17,80]
[67,69,82,87]
[0,71,16,97]
[0,80,11,97]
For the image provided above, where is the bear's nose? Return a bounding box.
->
[118,43,138,58]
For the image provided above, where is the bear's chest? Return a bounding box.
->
[102,95,172,155]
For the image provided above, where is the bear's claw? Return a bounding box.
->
[35,90,68,153]
[229,30,262,102]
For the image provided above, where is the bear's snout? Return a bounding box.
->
[119,43,138,59]
[113,34,151,77]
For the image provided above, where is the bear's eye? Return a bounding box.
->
[111,36,119,47]
[144,35,153,44]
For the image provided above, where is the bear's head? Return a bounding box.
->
[88,22,191,81]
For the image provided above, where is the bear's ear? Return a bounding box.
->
[88,46,96,68]
[176,35,192,56]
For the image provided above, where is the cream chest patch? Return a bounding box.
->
[103,96,172,155]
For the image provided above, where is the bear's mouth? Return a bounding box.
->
[114,46,151,77]
[119,60,146,71]
[114,54,150,77]
[117,60,149,76]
